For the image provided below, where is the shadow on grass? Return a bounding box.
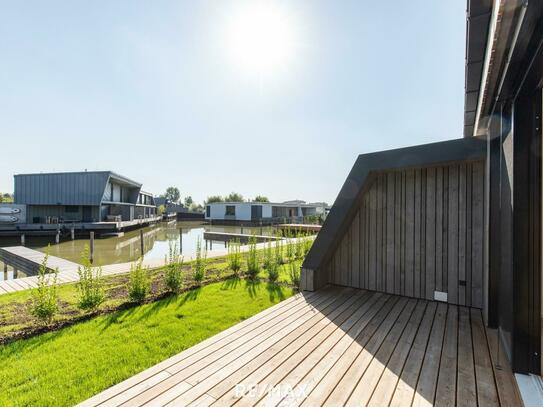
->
[266,282,286,302]
[221,276,241,290]
[244,279,261,298]
[176,286,201,308]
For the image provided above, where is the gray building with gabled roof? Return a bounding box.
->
[14,171,156,224]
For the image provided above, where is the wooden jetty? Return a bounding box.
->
[0,246,81,276]
[277,223,322,234]
[203,232,281,244]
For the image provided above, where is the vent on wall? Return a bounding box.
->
[434,291,448,302]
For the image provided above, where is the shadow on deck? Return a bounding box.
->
[79,286,522,406]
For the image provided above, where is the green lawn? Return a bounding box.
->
[0,279,294,406]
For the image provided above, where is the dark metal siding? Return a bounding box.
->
[14,172,110,206]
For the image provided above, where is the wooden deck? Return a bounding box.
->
[79,286,522,406]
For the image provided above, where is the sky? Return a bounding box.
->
[0,0,466,205]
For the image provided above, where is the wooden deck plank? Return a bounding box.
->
[299,295,400,406]
[165,290,371,406]
[456,307,476,407]
[79,290,326,407]
[322,296,409,405]
[412,302,448,407]
[389,301,438,407]
[277,294,390,407]
[435,305,458,406]
[470,308,499,406]
[117,288,357,406]
[367,300,428,406]
[345,298,421,406]
[78,288,522,407]
[245,292,384,406]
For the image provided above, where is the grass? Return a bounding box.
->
[0,279,294,406]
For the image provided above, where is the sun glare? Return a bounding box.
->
[223,2,298,77]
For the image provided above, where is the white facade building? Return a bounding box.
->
[205,201,327,223]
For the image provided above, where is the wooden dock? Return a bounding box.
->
[79,286,522,406]
[0,246,81,276]
[277,223,322,234]
[203,232,281,244]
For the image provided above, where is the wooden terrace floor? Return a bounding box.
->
[80,286,522,406]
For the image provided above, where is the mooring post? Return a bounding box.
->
[179,227,183,254]
[210,240,213,250]
[3,263,7,281]
[140,229,144,256]
[13,268,17,279]
[71,228,75,240]
[55,229,60,244]
[89,231,95,264]
[224,241,227,248]
[20,234,25,246]
[240,224,244,235]
[260,221,263,236]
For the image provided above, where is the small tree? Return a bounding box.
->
[274,233,284,265]
[246,235,260,280]
[192,238,207,285]
[164,187,181,203]
[206,195,223,204]
[157,205,166,215]
[227,239,242,275]
[285,230,295,262]
[30,253,59,324]
[225,192,244,202]
[295,234,305,260]
[184,196,194,207]
[164,242,184,293]
[76,245,105,311]
[289,261,301,288]
[128,258,150,303]
[254,195,269,203]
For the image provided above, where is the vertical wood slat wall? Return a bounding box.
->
[325,160,485,308]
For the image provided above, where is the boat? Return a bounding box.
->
[0,215,18,223]
[0,207,20,214]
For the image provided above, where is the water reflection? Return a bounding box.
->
[0,222,273,274]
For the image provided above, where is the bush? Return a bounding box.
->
[295,234,305,260]
[30,252,59,324]
[303,236,313,256]
[227,239,242,275]
[128,258,150,303]
[274,233,284,265]
[289,260,301,288]
[285,232,295,262]
[263,239,274,270]
[192,238,207,285]
[76,245,105,311]
[164,242,184,293]
[246,235,260,280]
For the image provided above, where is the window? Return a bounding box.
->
[206,205,210,217]
[225,205,236,216]
[65,205,79,213]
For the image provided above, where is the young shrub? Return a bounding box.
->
[227,239,242,275]
[263,239,274,270]
[128,258,150,303]
[285,232,295,262]
[164,242,184,293]
[246,235,260,280]
[303,235,314,256]
[274,233,284,265]
[294,234,305,260]
[76,245,105,311]
[289,260,301,288]
[30,252,59,324]
[192,237,207,285]
[267,261,279,283]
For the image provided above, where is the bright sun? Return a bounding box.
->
[223,2,297,77]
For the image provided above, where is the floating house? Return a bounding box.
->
[205,201,327,224]
[301,0,543,394]
[0,171,159,235]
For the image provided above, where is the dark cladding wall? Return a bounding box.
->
[322,161,485,308]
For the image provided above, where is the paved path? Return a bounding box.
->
[0,238,303,296]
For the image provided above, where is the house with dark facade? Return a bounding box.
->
[300,0,543,401]
[13,171,157,224]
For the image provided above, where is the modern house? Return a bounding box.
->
[13,171,158,224]
[300,0,543,400]
[205,201,327,224]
